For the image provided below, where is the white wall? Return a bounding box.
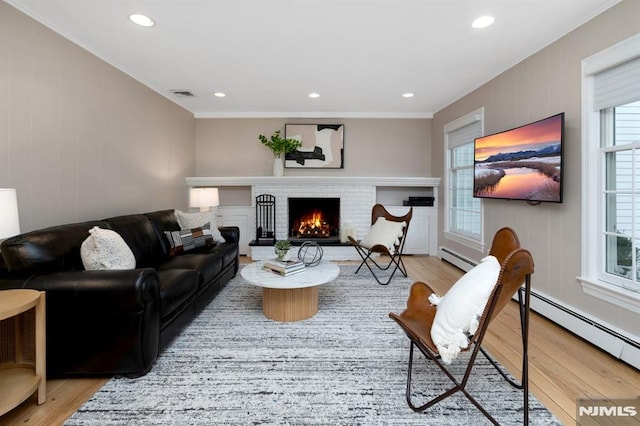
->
[432,0,640,346]
[195,118,431,178]
[0,2,196,232]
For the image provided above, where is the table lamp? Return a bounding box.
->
[189,187,219,212]
[0,188,20,240]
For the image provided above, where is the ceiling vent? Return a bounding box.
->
[170,89,195,97]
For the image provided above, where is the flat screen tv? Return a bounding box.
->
[473,112,564,203]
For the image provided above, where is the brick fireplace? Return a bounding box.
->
[252,179,376,259]
[185,176,440,260]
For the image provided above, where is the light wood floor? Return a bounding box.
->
[2,256,639,425]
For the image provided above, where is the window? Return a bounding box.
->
[581,33,640,310]
[444,109,483,248]
[602,101,640,291]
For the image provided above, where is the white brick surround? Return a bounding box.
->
[253,182,375,241]
[186,176,441,260]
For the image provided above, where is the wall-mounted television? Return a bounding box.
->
[473,112,564,203]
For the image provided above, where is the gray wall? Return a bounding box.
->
[432,0,640,339]
[0,2,196,233]
[195,118,431,177]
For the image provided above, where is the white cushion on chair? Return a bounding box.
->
[359,217,406,253]
[429,255,500,364]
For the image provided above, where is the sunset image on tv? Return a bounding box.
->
[473,113,564,203]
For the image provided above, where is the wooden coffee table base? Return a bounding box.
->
[262,286,319,322]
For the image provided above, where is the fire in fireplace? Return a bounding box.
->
[288,198,340,241]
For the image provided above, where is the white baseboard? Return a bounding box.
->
[530,290,640,370]
[439,246,476,272]
[439,246,640,370]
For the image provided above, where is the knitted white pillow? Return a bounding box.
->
[429,255,500,364]
[359,217,406,254]
[175,210,226,243]
[81,226,136,270]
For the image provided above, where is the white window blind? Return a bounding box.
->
[447,120,481,149]
[593,56,640,111]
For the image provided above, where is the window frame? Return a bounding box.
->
[443,108,484,251]
[580,33,640,311]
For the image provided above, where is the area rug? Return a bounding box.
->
[66,265,560,425]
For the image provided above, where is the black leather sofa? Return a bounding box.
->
[0,209,239,378]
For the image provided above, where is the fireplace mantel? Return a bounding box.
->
[186,176,440,187]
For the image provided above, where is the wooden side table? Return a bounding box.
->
[0,289,46,416]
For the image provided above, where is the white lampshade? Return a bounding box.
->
[0,188,20,239]
[189,187,219,212]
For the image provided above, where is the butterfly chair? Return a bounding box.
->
[348,204,412,285]
[389,227,534,425]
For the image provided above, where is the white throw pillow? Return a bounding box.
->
[429,255,500,364]
[359,217,406,254]
[175,210,226,243]
[81,226,136,270]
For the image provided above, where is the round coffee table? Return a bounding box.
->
[241,261,340,322]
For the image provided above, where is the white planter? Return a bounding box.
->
[273,155,284,177]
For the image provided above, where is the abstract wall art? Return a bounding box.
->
[284,124,344,169]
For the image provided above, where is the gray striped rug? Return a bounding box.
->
[66,265,560,425]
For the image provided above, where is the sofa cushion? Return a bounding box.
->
[158,253,223,289]
[202,242,238,270]
[0,220,107,273]
[164,223,215,256]
[81,226,136,270]
[156,269,199,321]
[103,214,165,268]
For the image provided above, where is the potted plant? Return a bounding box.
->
[259,130,301,176]
[274,240,292,261]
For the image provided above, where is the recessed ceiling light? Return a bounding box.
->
[308,93,320,98]
[472,15,495,29]
[402,93,414,98]
[129,14,155,27]
[214,92,226,98]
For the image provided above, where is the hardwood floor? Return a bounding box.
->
[2,256,639,425]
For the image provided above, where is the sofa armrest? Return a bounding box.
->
[219,226,240,244]
[24,268,160,311]
[12,269,161,377]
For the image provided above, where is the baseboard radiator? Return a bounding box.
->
[439,246,640,370]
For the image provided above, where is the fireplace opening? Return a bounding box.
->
[288,197,340,242]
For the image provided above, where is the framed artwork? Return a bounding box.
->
[284,124,344,169]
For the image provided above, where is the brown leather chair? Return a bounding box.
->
[389,227,534,425]
[348,204,412,285]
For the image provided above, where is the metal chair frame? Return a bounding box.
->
[348,204,412,286]
[389,227,534,425]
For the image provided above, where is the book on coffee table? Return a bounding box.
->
[263,259,305,274]
[262,265,306,276]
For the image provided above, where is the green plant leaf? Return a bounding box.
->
[258,130,301,156]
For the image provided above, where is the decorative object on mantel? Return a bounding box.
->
[274,240,291,261]
[258,130,301,176]
[298,241,323,267]
[284,124,344,169]
[255,194,276,244]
